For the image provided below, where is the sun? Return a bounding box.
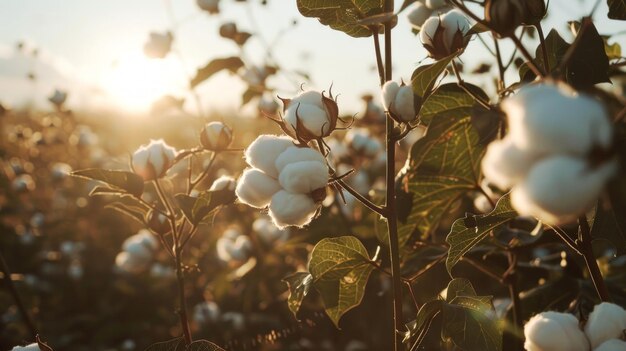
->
[102,52,182,113]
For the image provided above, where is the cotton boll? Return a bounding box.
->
[584,302,626,349]
[346,128,381,157]
[235,168,282,208]
[275,146,326,174]
[253,217,289,244]
[425,0,446,9]
[123,229,159,252]
[511,156,617,225]
[209,175,236,191]
[503,83,613,156]
[269,190,319,228]
[523,311,589,351]
[244,135,294,177]
[216,233,252,262]
[441,10,471,52]
[284,103,330,137]
[200,121,232,151]
[420,16,441,48]
[394,86,417,122]
[115,252,151,274]
[481,137,539,190]
[381,81,401,110]
[10,344,40,351]
[193,301,221,324]
[595,339,626,351]
[408,3,433,27]
[131,139,178,181]
[420,10,470,59]
[278,161,328,194]
[291,90,325,109]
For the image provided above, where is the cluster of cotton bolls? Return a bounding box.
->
[524,302,626,351]
[481,83,617,225]
[216,228,253,264]
[115,230,159,274]
[420,9,471,60]
[407,0,449,28]
[235,135,328,228]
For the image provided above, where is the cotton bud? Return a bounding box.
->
[197,0,219,14]
[275,146,326,174]
[219,22,238,39]
[216,229,252,262]
[408,3,433,28]
[485,0,526,37]
[425,0,446,9]
[210,175,236,192]
[253,217,289,244]
[584,302,626,349]
[279,161,328,194]
[193,301,221,324]
[279,89,340,142]
[235,168,282,208]
[200,121,232,151]
[523,311,590,351]
[244,134,294,178]
[131,139,178,181]
[381,81,417,122]
[143,32,173,59]
[420,10,471,60]
[48,89,67,107]
[595,339,626,351]
[268,190,319,228]
[503,83,613,156]
[10,344,40,351]
[481,137,539,190]
[511,156,617,225]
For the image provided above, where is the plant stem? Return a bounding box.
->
[372,32,385,85]
[578,215,611,302]
[175,247,193,344]
[509,35,545,77]
[0,251,37,340]
[505,251,523,351]
[451,60,492,110]
[536,24,550,73]
[493,35,506,91]
[383,1,404,349]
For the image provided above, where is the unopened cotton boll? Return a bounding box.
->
[131,139,178,181]
[244,135,294,178]
[235,168,282,208]
[584,302,626,349]
[408,3,433,27]
[523,311,589,351]
[595,339,626,351]
[200,121,232,151]
[420,10,471,60]
[253,217,289,244]
[278,161,328,194]
[274,146,326,174]
[143,32,173,59]
[381,81,416,122]
[209,175,236,191]
[511,156,617,225]
[11,344,40,351]
[503,83,613,156]
[216,232,252,262]
[269,190,319,228]
[481,137,539,190]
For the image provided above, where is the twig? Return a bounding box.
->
[452,60,493,110]
[578,215,611,302]
[505,251,523,351]
[536,24,550,73]
[509,35,545,77]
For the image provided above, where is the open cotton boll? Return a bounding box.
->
[11,344,40,351]
[441,10,471,52]
[216,234,253,262]
[291,90,325,108]
[131,139,178,181]
[275,146,326,174]
[235,168,282,208]
[523,312,590,351]
[420,16,441,48]
[408,3,433,27]
[269,190,319,228]
[481,137,539,190]
[279,161,328,194]
[503,83,613,156]
[382,81,401,110]
[511,156,617,225]
[253,217,289,244]
[420,10,470,59]
[595,339,626,351]
[115,252,152,274]
[244,135,294,178]
[584,302,626,349]
[284,103,330,137]
[393,86,417,122]
[123,230,159,253]
[209,175,236,191]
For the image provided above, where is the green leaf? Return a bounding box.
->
[443,296,502,351]
[175,189,236,225]
[566,21,611,88]
[446,278,478,302]
[404,300,443,343]
[296,0,384,38]
[308,236,374,327]
[420,83,488,125]
[144,338,184,351]
[608,0,626,20]
[519,29,569,81]
[398,107,485,248]
[592,199,626,255]
[190,57,244,88]
[446,194,517,274]
[186,340,226,351]
[603,36,622,60]
[282,272,313,319]
[72,169,144,197]
[411,53,457,100]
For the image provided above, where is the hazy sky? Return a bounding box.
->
[0,0,623,117]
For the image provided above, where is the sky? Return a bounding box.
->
[0,0,624,117]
